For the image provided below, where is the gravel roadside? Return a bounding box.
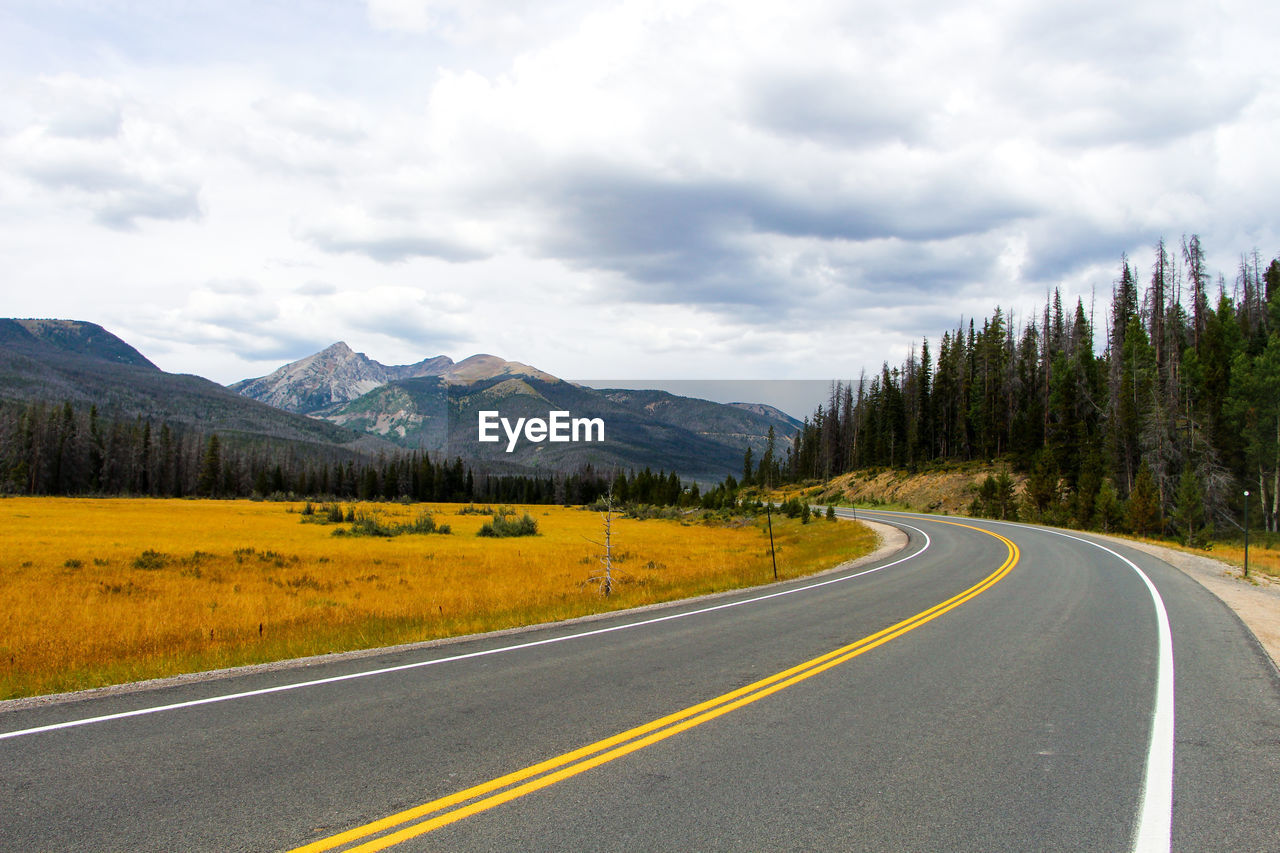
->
[1096,533,1280,672]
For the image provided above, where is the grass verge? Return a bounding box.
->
[0,498,876,699]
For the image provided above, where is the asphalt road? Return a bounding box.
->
[2,511,1278,852]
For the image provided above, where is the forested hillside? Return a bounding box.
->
[0,400,701,508]
[781,236,1279,537]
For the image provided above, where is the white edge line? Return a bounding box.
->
[866,511,1174,853]
[0,517,930,742]
[1043,528,1174,853]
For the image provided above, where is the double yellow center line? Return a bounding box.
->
[290,520,1018,853]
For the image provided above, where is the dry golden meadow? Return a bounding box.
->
[1130,537,1280,580]
[0,498,876,699]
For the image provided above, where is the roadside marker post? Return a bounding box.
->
[762,473,777,581]
[1243,489,1250,579]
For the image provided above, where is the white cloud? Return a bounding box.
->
[36,75,125,140]
[364,0,600,48]
[296,280,338,296]
[2,0,1278,386]
[366,0,436,33]
[5,76,204,229]
[296,205,493,263]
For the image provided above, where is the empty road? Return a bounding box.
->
[3,511,1278,851]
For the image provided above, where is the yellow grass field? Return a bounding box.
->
[0,498,877,699]
[1126,536,1280,580]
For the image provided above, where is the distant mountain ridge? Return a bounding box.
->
[228,342,453,414]
[0,319,158,370]
[0,320,802,482]
[228,344,559,416]
[0,319,390,452]
[233,343,801,480]
[726,401,797,423]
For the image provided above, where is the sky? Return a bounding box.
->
[2,0,1277,388]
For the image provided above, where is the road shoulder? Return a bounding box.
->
[1,518,907,713]
[1096,534,1280,671]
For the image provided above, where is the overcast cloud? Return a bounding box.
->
[1,0,1276,385]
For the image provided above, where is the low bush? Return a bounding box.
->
[334,510,450,538]
[477,512,539,538]
[132,549,171,570]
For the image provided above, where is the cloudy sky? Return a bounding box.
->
[2,0,1277,386]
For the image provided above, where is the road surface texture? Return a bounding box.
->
[3,511,1278,852]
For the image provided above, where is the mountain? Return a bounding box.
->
[0,318,159,370]
[0,320,796,484]
[323,374,783,482]
[0,319,390,452]
[600,389,803,438]
[234,343,800,481]
[227,342,453,415]
[725,401,802,427]
[229,346,562,417]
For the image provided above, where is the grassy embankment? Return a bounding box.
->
[774,465,1280,580]
[0,498,876,700]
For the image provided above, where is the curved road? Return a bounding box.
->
[2,511,1278,851]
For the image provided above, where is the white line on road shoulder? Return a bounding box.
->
[865,511,1174,853]
[1042,528,1174,853]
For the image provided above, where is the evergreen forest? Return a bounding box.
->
[0,400,701,509]
[774,237,1279,539]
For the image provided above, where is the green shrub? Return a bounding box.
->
[349,511,396,537]
[338,509,449,537]
[402,511,439,534]
[477,512,539,538]
[133,549,171,570]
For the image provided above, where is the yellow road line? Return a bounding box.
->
[289,520,1017,853]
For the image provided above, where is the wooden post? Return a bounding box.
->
[601,497,614,596]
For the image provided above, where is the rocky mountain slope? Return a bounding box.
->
[0,319,388,452]
[227,342,453,414]
[0,319,797,480]
[233,343,800,480]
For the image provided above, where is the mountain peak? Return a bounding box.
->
[231,343,455,415]
[444,354,556,384]
[319,341,356,358]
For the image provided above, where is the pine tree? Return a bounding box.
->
[1229,329,1280,532]
[1126,463,1161,535]
[971,474,998,518]
[1024,450,1059,520]
[1111,317,1155,494]
[197,434,221,497]
[1172,467,1206,546]
[1184,234,1209,351]
[994,470,1018,520]
[1094,478,1123,532]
